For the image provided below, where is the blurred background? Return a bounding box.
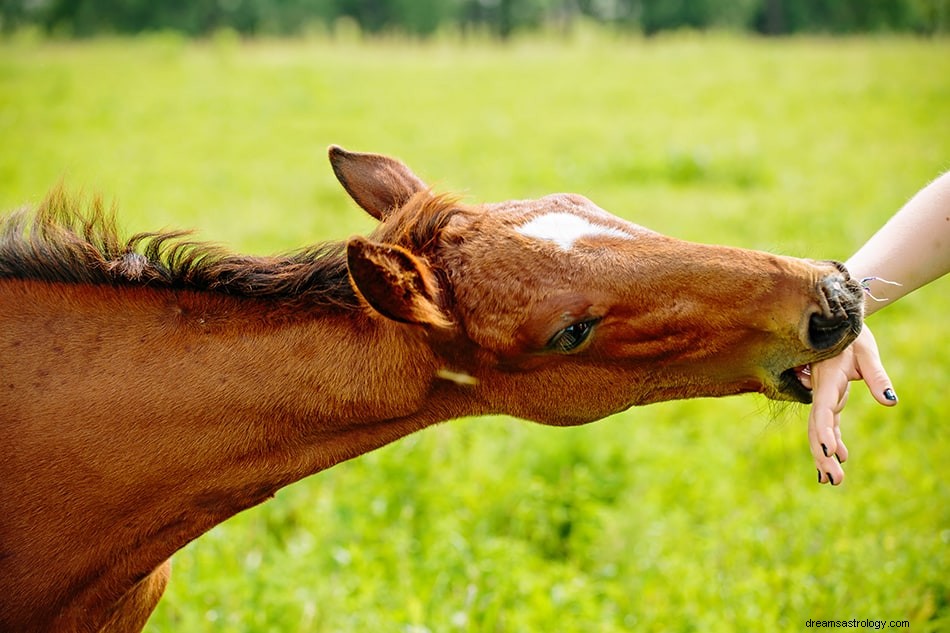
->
[1,0,949,38]
[1,1,948,632]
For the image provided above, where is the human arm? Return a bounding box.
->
[810,171,950,485]
[848,170,950,316]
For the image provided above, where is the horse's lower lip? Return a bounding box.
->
[778,365,813,403]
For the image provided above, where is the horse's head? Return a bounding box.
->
[332,146,863,426]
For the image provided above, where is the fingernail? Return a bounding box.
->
[817,469,822,483]
[821,443,829,457]
[834,454,841,464]
[826,472,835,485]
[884,388,898,402]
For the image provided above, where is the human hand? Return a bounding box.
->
[807,326,898,486]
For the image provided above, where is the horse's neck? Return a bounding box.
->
[30,281,444,506]
[0,280,454,628]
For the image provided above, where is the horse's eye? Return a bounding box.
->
[548,319,598,353]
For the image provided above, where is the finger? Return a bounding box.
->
[863,368,897,406]
[853,329,898,407]
[817,458,845,485]
[811,375,849,459]
[816,460,845,485]
[822,411,846,485]
[830,398,849,463]
[809,405,846,485]
[809,362,851,484]
[833,422,849,463]
[815,383,850,483]
[808,398,834,464]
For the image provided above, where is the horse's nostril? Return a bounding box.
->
[809,272,863,350]
[819,273,862,316]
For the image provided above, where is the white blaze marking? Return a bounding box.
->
[515,212,632,250]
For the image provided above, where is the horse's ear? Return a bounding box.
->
[346,236,451,328]
[329,146,428,221]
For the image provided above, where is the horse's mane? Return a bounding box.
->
[0,188,466,311]
[0,188,360,308]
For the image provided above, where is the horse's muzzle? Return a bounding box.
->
[807,267,864,351]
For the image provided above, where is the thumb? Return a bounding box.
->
[863,364,897,406]
[853,329,897,407]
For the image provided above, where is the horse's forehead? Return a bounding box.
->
[442,193,656,300]
[480,193,651,250]
[444,193,653,351]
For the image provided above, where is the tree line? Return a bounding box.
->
[2,0,946,38]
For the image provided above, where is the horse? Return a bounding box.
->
[0,146,864,632]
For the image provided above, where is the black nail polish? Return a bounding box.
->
[834,453,841,464]
[884,388,898,402]
[826,472,835,485]
[821,443,829,457]
[817,469,822,483]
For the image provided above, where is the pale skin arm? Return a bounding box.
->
[810,170,950,485]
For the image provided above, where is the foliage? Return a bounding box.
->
[0,34,948,632]
[1,0,948,38]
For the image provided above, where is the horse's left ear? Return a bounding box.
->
[329,146,429,221]
[346,236,451,328]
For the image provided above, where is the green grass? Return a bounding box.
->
[1,32,948,632]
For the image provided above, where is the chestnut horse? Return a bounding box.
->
[0,147,863,633]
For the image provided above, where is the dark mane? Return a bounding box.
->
[0,188,358,309]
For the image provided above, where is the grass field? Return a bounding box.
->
[1,32,948,632]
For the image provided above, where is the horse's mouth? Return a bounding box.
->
[778,364,813,403]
